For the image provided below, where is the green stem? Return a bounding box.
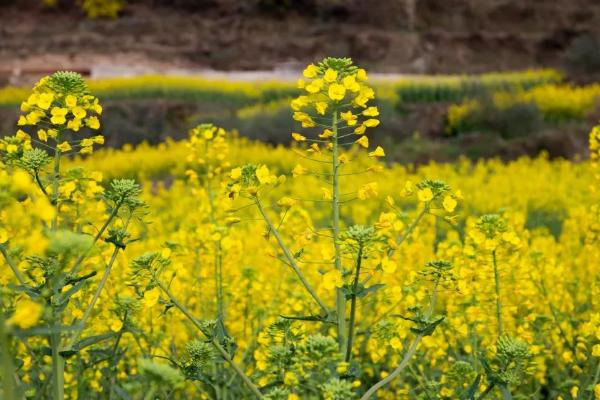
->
[49,132,64,400]
[66,245,120,348]
[387,206,428,257]
[69,203,121,275]
[207,180,224,321]
[360,279,440,400]
[34,170,49,199]
[0,294,18,400]
[476,384,495,400]
[215,240,224,321]
[492,250,503,337]
[0,245,27,286]
[499,384,512,400]
[51,133,62,231]
[143,385,157,400]
[50,329,64,400]
[255,197,329,316]
[536,278,577,354]
[345,246,363,362]
[108,313,127,400]
[331,109,347,353]
[589,361,600,400]
[155,280,263,399]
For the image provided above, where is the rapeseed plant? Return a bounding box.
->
[1,72,144,400]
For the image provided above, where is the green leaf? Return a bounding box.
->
[75,332,118,350]
[57,273,98,309]
[342,283,386,300]
[356,283,385,298]
[64,271,97,286]
[111,384,133,400]
[279,314,335,324]
[461,374,481,400]
[293,248,304,258]
[58,350,78,359]
[410,316,445,336]
[7,284,40,299]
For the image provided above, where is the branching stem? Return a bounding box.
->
[155,280,263,399]
[360,279,440,400]
[255,197,329,316]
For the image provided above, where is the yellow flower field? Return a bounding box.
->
[0,60,599,400]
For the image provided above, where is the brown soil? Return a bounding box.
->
[1,0,599,82]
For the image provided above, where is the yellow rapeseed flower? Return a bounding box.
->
[418,188,434,202]
[65,94,77,108]
[291,132,306,142]
[442,195,457,212]
[368,146,385,158]
[50,107,68,125]
[303,64,319,78]
[57,141,72,152]
[328,83,346,101]
[324,68,338,83]
[355,135,369,148]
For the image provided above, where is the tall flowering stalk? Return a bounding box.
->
[185,124,231,323]
[470,214,521,338]
[227,58,460,398]
[0,72,143,400]
[291,58,381,353]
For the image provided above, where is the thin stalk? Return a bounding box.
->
[143,385,157,400]
[255,197,329,316]
[345,246,363,362]
[215,241,224,320]
[49,132,64,400]
[0,295,18,400]
[51,134,61,231]
[108,313,127,400]
[155,280,263,399]
[0,245,27,286]
[535,277,576,354]
[360,279,440,400]
[207,180,224,321]
[492,251,503,337]
[387,206,428,258]
[34,170,49,198]
[476,384,495,400]
[331,109,347,353]
[50,330,64,400]
[69,204,121,275]
[66,246,120,348]
[499,384,512,400]
[589,361,600,400]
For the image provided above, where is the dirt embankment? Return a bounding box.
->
[1,0,599,83]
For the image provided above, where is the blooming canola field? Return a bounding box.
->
[0,59,599,400]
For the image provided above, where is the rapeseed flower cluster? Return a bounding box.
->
[17,71,103,155]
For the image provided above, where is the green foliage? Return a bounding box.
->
[493,336,531,385]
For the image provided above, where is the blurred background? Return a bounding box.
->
[1,0,599,163]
